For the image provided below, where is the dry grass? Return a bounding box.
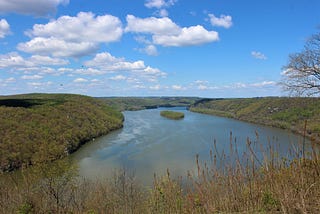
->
[1,135,319,213]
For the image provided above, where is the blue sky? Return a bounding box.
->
[0,0,319,97]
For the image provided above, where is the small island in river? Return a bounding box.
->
[160,110,185,120]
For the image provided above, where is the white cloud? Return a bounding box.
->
[0,0,69,16]
[85,52,147,72]
[209,14,233,29]
[251,51,267,60]
[0,77,16,83]
[0,52,28,68]
[18,37,98,57]
[84,52,166,83]
[126,15,219,47]
[73,78,88,83]
[172,85,185,90]
[29,55,68,65]
[144,45,158,56]
[159,9,169,17]
[144,0,176,9]
[19,12,122,58]
[0,52,68,68]
[21,75,43,80]
[110,75,127,81]
[4,77,15,83]
[27,81,53,87]
[251,81,275,87]
[125,15,180,35]
[150,84,161,90]
[27,12,122,43]
[198,84,209,90]
[74,68,106,75]
[134,36,158,56]
[153,25,219,47]
[0,19,10,38]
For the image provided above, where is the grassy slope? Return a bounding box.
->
[0,93,123,172]
[190,97,320,142]
[99,97,200,111]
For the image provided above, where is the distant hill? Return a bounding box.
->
[0,94,124,172]
[99,97,201,111]
[190,97,320,143]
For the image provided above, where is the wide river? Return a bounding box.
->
[71,107,309,185]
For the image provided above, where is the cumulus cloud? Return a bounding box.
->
[85,52,166,82]
[0,52,68,74]
[18,37,99,57]
[0,19,10,38]
[153,25,219,47]
[125,15,180,35]
[73,78,88,83]
[0,52,27,68]
[0,77,16,85]
[19,12,122,57]
[29,55,68,65]
[209,14,233,29]
[144,45,158,56]
[26,12,123,43]
[85,52,146,71]
[0,0,69,16]
[126,15,219,47]
[251,51,267,60]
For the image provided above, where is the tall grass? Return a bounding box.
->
[1,134,319,213]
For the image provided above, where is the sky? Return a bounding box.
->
[0,0,319,98]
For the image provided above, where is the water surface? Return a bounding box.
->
[71,107,308,185]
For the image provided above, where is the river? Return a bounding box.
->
[71,107,309,185]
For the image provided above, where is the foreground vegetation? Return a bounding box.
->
[99,97,200,111]
[1,135,319,213]
[190,97,320,143]
[160,110,185,120]
[0,93,123,172]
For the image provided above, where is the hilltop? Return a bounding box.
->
[99,97,200,111]
[0,93,124,172]
[190,97,320,142]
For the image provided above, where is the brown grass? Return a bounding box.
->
[1,135,319,213]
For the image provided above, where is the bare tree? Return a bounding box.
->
[281,32,320,96]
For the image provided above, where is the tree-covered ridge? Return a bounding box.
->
[190,97,320,142]
[0,94,124,172]
[99,97,200,111]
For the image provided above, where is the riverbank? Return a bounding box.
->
[1,135,319,213]
[190,97,320,143]
[0,93,124,172]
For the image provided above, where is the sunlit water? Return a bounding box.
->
[70,107,310,185]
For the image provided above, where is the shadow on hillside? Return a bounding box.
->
[0,99,43,108]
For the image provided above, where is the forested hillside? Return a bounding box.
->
[100,97,200,111]
[190,97,320,142]
[0,94,123,172]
